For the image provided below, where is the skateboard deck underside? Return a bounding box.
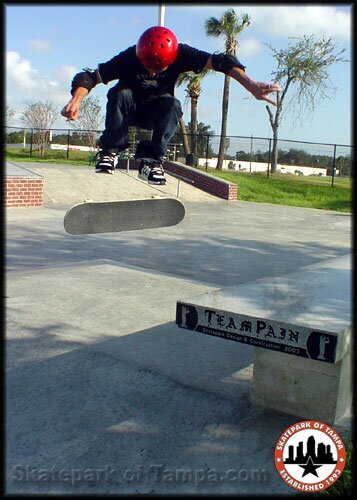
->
[64,198,185,235]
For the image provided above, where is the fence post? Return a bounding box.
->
[249,134,253,173]
[30,129,33,157]
[331,144,337,188]
[66,130,70,160]
[267,138,272,178]
[205,135,209,170]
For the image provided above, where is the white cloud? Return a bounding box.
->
[27,39,52,53]
[6,51,70,111]
[54,65,78,84]
[248,5,351,40]
[200,35,262,59]
[237,37,262,59]
[7,51,44,92]
[183,5,351,41]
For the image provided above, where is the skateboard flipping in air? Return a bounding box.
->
[64,197,185,235]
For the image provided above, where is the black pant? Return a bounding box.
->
[99,85,183,162]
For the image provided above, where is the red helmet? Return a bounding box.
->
[136,26,178,71]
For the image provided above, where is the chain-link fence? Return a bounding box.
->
[190,134,353,178]
[4,126,353,185]
[4,126,103,161]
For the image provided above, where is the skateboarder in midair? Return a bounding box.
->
[61,26,280,185]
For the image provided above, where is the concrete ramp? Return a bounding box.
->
[6,164,352,493]
[11,162,217,207]
[7,260,287,495]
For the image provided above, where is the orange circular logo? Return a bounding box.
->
[274,420,346,492]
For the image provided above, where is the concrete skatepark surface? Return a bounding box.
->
[5,163,352,495]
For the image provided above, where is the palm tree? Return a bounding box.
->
[178,117,190,158]
[189,121,215,159]
[177,70,209,163]
[205,9,250,170]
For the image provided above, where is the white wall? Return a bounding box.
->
[50,143,96,152]
[198,158,329,176]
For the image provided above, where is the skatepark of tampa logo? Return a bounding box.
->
[274,420,346,492]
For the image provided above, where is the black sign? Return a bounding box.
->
[176,302,338,363]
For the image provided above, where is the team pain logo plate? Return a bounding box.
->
[274,420,346,493]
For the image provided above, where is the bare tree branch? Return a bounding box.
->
[6,105,16,125]
[69,96,104,151]
[21,101,58,157]
[264,35,347,172]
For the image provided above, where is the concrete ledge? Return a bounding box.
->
[164,161,237,201]
[176,255,351,363]
[251,342,353,423]
[117,159,237,201]
[175,255,352,423]
[6,161,43,178]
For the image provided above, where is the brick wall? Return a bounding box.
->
[165,161,237,201]
[5,177,44,208]
[117,159,237,201]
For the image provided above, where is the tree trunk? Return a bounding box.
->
[191,96,198,157]
[271,128,279,173]
[179,117,190,156]
[216,75,230,170]
[265,101,281,174]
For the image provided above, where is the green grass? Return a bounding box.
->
[5,148,352,213]
[202,168,352,213]
[5,147,93,166]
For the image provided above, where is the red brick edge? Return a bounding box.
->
[117,159,237,201]
[4,177,44,207]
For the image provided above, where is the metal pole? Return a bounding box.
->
[30,129,33,157]
[177,178,181,197]
[249,134,253,172]
[205,135,209,170]
[67,130,70,160]
[331,144,337,188]
[267,138,272,178]
[158,4,165,26]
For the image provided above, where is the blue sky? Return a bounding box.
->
[5,3,352,146]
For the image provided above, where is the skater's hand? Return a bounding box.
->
[246,81,281,106]
[61,101,80,121]
[227,66,281,106]
[61,87,89,120]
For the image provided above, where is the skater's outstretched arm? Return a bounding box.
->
[61,69,102,120]
[205,55,280,106]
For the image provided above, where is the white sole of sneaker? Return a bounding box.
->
[96,169,114,174]
[148,180,166,185]
[138,170,166,181]
[138,173,166,185]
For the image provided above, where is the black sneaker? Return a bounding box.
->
[95,151,118,174]
[138,160,166,185]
